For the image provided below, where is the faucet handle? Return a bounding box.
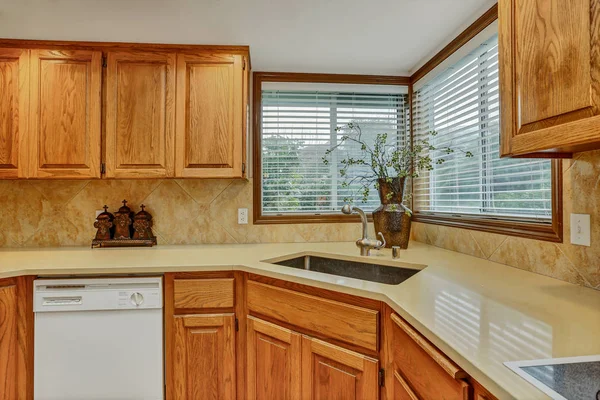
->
[375,232,386,250]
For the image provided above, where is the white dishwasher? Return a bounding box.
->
[34,277,164,400]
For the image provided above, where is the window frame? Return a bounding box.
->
[409,4,563,243]
[252,72,410,225]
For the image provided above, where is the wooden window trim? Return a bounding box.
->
[408,3,563,243]
[252,71,410,225]
[412,160,563,243]
[410,4,498,84]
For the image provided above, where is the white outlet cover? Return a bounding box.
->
[570,213,591,247]
[238,208,249,225]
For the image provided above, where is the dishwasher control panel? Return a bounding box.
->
[117,290,161,309]
[34,277,163,312]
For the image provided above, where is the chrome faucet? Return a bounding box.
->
[342,205,386,256]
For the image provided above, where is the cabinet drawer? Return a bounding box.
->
[247,281,378,351]
[173,278,234,309]
[391,313,469,400]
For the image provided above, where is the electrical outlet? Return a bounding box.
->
[570,213,591,246]
[238,208,249,224]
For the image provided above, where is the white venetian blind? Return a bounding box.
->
[261,84,409,215]
[413,34,552,220]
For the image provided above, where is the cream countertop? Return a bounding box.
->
[1,241,599,400]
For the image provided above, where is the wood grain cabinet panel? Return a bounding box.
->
[393,371,419,400]
[172,313,236,400]
[301,335,379,400]
[0,48,28,179]
[499,0,600,156]
[173,278,234,310]
[247,281,379,352]
[247,316,301,400]
[0,282,17,398]
[390,313,469,400]
[0,277,33,400]
[175,53,245,178]
[29,49,102,178]
[105,51,176,178]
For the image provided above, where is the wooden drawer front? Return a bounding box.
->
[391,314,469,400]
[247,281,378,351]
[174,278,234,309]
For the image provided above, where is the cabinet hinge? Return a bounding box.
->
[378,369,385,387]
[100,163,106,174]
[242,163,246,174]
[242,57,246,71]
[235,317,239,332]
[102,56,107,68]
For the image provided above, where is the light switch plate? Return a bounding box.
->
[570,213,591,246]
[238,208,249,225]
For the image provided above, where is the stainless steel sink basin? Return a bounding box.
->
[269,255,421,285]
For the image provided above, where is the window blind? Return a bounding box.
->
[261,88,409,215]
[413,34,552,220]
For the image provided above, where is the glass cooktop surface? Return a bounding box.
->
[505,356,600,400]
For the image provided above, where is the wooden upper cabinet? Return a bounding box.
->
[172,313,236,400]
[105,51,176,178]
[0,49,29,179]
[175,53,245,178]
[499,0,600,156]
[301,336,379,400]
[29,49,102,178]
[247,317,301,400]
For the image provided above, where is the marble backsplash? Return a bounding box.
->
[0,150,598,291]
[412,150,600,290]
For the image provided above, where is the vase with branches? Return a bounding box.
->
[323,123,471,248]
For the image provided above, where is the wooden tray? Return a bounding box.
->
[91,237,157,248]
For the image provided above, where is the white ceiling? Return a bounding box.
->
[0,0,496,76]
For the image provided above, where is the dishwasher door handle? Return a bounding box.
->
[42,296,83,306]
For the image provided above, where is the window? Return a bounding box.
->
[254,73,409,223]
[412,33,561,241]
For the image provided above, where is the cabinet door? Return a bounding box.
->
[0,281,17,398]
[390,314,469,400]
[175,53,245,178]
[301,336,379,400]
[173,313,236,400]
[105,51,176,178]
[0,48,28,179]
[0,277,32,400]
[499,0,600,156]
[392,371,418,400]
[29,49,102,178]
[247,316,301,400]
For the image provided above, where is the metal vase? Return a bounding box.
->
[372,177,412,249]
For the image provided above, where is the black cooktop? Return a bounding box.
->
[519,361,600,400]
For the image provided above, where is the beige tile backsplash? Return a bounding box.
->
[0,150,598,290]
[0,177,363,248]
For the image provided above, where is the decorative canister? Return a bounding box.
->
[93,205,114,240]
[133,205,154,240]
[113,200,133,239]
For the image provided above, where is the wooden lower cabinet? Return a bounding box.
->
[302,336,379,400]
[172,313,236,400]
[247,316,379,400]
[247,316,301,400]
[0,277,33,400]
[388,312,470,400]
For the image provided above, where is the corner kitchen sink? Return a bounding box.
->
[268,254,422,285]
